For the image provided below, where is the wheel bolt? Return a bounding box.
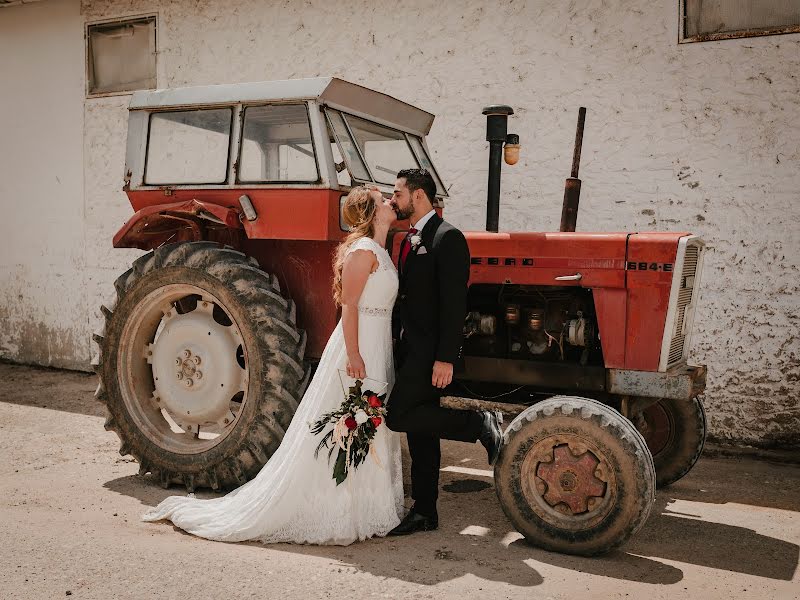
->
[176,372,184,380]
[195,371,203,379]
[175,358,181,366]
[183,349,192,358]
[193,356,201,365]
[185,378,193,387]
[587,497,598,510]
[535,480,546,494]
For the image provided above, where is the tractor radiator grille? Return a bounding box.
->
[665,242,701,368]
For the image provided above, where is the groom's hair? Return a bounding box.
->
[397,168,436,204]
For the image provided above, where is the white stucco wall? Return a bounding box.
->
[1,0,798,447]
[0,0,88,370]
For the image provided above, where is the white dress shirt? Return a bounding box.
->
[411,209,436,232]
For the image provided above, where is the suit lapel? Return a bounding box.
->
[403,214,442,280]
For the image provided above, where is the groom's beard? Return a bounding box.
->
[394,205,413,221]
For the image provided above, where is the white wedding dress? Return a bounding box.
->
[142,237,404,545]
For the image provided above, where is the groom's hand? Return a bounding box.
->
[432,361,453,389]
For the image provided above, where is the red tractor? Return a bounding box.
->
[94,78,706,555]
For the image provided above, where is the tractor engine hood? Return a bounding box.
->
[464,231,690,288]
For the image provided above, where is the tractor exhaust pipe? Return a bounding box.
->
[482,105,516,233]
[560,107,586,232]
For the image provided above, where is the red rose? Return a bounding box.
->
[368,394,382,408]
[371,417,382,427]
[345,417,357,430]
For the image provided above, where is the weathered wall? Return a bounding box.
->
[1,0,798,447]
[0,0,89,370]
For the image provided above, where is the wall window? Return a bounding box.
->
[145,109,232,185]
[238,104,319,183]
[87,16,156,96]
[681,0,800,42]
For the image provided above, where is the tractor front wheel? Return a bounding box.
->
[94,242,308,491]
[494,396,655,556]
[638,396,706,488]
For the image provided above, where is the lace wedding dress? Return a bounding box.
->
[142,237,403,545]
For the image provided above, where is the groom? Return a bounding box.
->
[387,168,502,536]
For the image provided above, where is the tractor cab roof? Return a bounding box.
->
[129,77,435,137]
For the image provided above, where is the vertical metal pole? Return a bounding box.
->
[560,107,587,233]
[482,105,514,233]
[486,141,503,232]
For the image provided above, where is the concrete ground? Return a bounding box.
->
[0,362,798,600]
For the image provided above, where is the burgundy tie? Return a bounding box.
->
[400,227,418,270]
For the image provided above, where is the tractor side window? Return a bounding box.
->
[325,109,370,182]
[344,115,420,186]
[145,108,232,185]
[238,104,319,183]
[407,135,447,196]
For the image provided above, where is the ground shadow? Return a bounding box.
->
[105,471,684,587]
[523,494,798,582]
[106,462,800,584]
[664,457,800,513]
[0,362,103,418]
[626,497,799,580]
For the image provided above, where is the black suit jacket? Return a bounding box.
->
[394,214,470,367]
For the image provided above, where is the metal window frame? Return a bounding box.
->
[325,108,375,184]
[341,112,424,187]
[235,102,321,185]
[404,133,448,198]
[143,106,235,186]
[679,0,800,43]
[85,13,158,98]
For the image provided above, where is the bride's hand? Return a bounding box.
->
[346,353,367,380]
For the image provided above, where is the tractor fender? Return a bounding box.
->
[113,199,243,250]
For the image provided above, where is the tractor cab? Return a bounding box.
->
[120,77,446,248]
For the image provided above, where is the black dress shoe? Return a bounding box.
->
[479,410,503,466]
[388,508,438,536]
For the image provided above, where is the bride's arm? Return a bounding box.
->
[341,249,378,379]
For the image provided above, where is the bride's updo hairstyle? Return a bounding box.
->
[332,186,378,306]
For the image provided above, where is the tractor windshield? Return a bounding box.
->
[325,108,446,195]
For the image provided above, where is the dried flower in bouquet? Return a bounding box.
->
[310,378,387,485]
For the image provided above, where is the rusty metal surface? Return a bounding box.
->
[440,395,526,416]
[113,199,243,250]
[536,444,606,514]
[570,107,586,179]
[560,107,586,233]
[607,364,707,401]
[681,24,800,44]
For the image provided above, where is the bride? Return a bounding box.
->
[142,186,404,545]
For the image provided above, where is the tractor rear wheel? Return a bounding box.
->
[494,396,655,556]
[639,396,706,488]
[94,242,308,492]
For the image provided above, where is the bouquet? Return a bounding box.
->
[310,378,387,485]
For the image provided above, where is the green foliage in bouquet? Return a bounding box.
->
[310,379,387,485]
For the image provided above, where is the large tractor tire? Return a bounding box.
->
[639,396,706,488]
[495,396,655,556]
[94,241,308,492]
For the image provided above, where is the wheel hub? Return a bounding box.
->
[147,299,245,431]
[536,444,607,514]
